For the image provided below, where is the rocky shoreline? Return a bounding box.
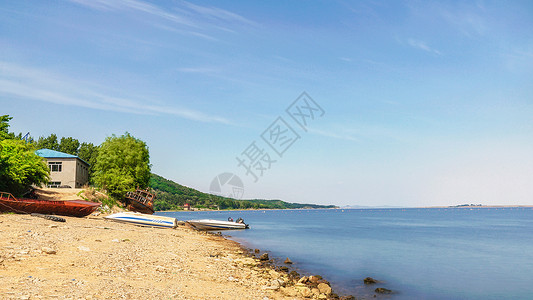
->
[0,213,361,300]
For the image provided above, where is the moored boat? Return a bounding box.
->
[104,212,177,228]
[186,218,249,231]
[0,192,101,217]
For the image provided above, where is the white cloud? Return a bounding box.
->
[0,61,230,124]
[308,128,361,142]
[407,38,442,55]
[67,0,257,34]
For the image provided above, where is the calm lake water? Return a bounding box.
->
[158,208,533,299]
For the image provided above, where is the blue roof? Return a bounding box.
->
[36,149,89,165]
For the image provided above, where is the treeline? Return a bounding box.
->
[150,173,336,211]
[1,115,150,201]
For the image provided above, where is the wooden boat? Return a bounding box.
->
[124,189,155,214]
[104,212,177,228]
[186,218,249,231]
[0,192,101,217]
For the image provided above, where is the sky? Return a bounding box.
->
[1,0,532,207]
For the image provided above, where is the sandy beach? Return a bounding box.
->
[0,213,341,300]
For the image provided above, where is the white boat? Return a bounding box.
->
[186,218,249,231]
[105,212,177,228]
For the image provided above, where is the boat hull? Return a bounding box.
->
[105,212,177,228]
[0,193,101,217]
[124,189,155,214]
[186,219,248,231]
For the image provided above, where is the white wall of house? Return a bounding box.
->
[45,157,89,188]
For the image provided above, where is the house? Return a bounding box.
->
[183,203,191,211]
[36,149,90,188]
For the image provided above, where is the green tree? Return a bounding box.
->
[0,115,14,140]
[93,133,151,199]
[0,139,50,196]
[59,137,80,155]
[35,134,60,151]
[78,142,99,183]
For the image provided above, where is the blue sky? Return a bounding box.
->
[1,0,532,206]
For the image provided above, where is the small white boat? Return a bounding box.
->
[105,212,177,228]
[186,218,249,231]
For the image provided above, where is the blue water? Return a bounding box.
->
[158,208,533,299]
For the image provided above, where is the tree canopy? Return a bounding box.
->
[0,115,15,140]
[58,137,80,155]
[35,134,60,151]
[93,133,151,199]
[0,116,49,196]
[78,142,99,183]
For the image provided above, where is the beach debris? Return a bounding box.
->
[78,246,90,252]
[340,296,356,300]
[364,277,379,284]
[254,249,260,254]
[284,257,293,264]
[259,253,269,261]
[375,287,393,294]
[41,247,56,254]
[32,213,66,222]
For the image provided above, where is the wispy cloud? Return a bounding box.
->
[440,7,487,37]
[67,0,257,35]
[308,128,361,142]
[176,67,219,74]
[407,38,442,55]
[69,0,197,27]
[0,61,230,124]
[181,1,258,27]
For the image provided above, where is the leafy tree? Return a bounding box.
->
[35,134,60,151]
[78,142,99,183]
[0,139,50,196]
[93,133,151,199]
[0,115,15,140]
[59,137,80,155]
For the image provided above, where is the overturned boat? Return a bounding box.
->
[105,212,177,228]
[186,218,249,231]
[0,192,101,217]
[124,189,155,214]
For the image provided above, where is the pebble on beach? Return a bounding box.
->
[41,247,56,255]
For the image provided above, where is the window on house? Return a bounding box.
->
[49,162,62,172]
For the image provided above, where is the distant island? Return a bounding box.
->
[149,174,337,211]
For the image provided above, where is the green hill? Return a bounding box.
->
[149,173,336,211]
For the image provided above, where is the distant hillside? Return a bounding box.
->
[149,173,336,211]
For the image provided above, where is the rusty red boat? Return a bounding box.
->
[124,188,155,214]
[0,192,101,217]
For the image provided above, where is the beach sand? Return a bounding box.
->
[0,213,320,300]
